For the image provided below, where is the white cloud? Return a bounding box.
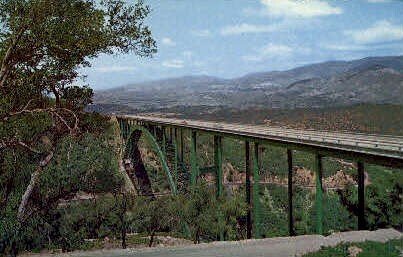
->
[182,51,193,59]
[161,37,176,46]
[261,43,293,56]
[220,23,279,35]
[242,55,264,62]
[322,44,368,51]
[191,29,211,37]
[345,20,403,44]
[367,0,390,3]
[323,42,403,52]
[260,0,342,18]
[94,66,137,73]
[242,43,309,62]
[162,59,184,68]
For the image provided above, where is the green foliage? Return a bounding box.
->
[1,0,157,111]
[62,85,94,111]
[364,167,402,229]
[302,239,402,257]
[128,196,179,247]
[6,194,130,252]
[39,134,123,198]
[177,182,220,243]
[79,112,112,134]
[0,0,157,255]
[0,131,123,254]
[260,186,289,237]
[218,191,247,240]
[338,165,402,230]
[318,192,356,234]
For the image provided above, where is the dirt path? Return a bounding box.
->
[20,229,401,257]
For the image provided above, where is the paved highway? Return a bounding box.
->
[25,229,401,257]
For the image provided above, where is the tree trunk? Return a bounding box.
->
[194,227,200,244]
[17,151,53,221]
[148,231,155,247]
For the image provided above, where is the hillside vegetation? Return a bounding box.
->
[145,104,403,136]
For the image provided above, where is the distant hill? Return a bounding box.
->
[92,56,403,111]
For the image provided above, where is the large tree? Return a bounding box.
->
[0,0,156,249]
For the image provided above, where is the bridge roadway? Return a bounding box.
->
[120,115,403,168]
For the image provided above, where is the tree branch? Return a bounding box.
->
[0,138,40,154]
[3,107,79,134]
[17,151,54,222]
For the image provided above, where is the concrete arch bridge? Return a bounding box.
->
[116,115,403,239]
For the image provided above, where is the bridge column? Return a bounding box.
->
[121,119,129,141]
[126,121,130,139]
[117,118,122,138]
[214,135,224,241]
[253,143,262,239]
[152,125,156,138]
[173,128,179,184]
[190,130,198,186]
[180,129,184,164]
[169,127,173,143]
[287,149,295,236]
[357,161,366,230]
[214,136,223,198]
[162,126,166,154]
[315,154,323,235]
[245,141,252,239]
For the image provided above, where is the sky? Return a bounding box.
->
[84,0,403,89]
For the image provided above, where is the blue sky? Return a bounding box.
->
[84,0,403,89]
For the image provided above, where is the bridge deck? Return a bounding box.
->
[120,115,403,168]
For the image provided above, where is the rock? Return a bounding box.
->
[348,245,362,257]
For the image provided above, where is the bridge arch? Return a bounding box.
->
[122,124,177,195]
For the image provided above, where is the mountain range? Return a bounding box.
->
[92,56,403,113]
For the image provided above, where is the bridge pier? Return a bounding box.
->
[245,141,252,239]
[287,149,295,236]
[162,126,166,154]
[358,161,366,230]
[315,154,323,235]
[214,135,224,241]
[253,143,262,239]
[214,136,223,198]
[190,130,198,186]
[180,129,184,163]
[173,128,179,185]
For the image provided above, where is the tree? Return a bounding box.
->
[218,191,247,241]
[177,182,220,244]
[129,196,179,247]
[0,0,156,220]
[0,0,156,255]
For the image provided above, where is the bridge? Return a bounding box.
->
[116,115,403,239]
